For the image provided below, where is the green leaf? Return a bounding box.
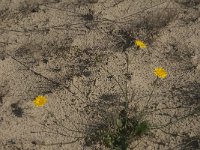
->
[116,118,123,128]
[135,121,150,136]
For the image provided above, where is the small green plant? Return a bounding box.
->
[85,53,151,150]
[85,109,150,150]
[101,110,150,150]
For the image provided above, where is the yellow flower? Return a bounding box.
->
[134,40,147,48]
[154,67,167,79]
[33,95,47,107]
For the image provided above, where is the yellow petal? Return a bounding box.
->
[154,67,167,79]
[33,95,47,107]
[135,40,147,48]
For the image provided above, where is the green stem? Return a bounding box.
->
[101,66,127,102]
[125,52,129,110]
[139,77,158,118]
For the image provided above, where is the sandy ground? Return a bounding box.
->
[0,0,200,150]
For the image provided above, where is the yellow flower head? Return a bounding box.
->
[135,40,147,48]
[154,67,167,79]
[33,95,47,107]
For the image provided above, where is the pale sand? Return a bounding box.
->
[0,0,200,150]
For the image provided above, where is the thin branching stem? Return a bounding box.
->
[151,111,197,130]
[139,77,158,117]
[125,52,129,109]
[36,138,83,146]
[44,108,84,134]
[101,66,126,101]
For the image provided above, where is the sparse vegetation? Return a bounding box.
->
[18,1,40,14]
[0,0,199,150]
[170,81,200,106]
[175,0,200,7]
[85,109,150,150]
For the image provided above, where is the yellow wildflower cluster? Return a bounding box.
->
[134,39,167,79]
